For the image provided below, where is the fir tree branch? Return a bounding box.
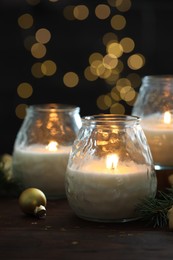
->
[136,189,173,228]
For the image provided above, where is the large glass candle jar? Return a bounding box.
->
[132,75,173,169]
[12,104,82,199]
[65,115,157,223]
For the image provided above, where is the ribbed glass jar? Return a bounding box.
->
[12,103,82,199]
[132,75,173,169]
[65,114,157,222]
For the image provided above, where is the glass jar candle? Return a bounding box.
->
[65,115,157,223]
[132,75,173,169]
[12,104,82,199]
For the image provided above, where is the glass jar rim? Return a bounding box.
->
[82,114,140,125]
[143,75,173,80]
[27,103,80,113]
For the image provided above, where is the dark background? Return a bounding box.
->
[1,0,173,154]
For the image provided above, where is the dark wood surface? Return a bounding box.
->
[0,198,173,260]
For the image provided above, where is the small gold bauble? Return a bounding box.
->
[19,188,47,218]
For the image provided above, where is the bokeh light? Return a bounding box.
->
[110,103,125,114]
[31,43,47,58]
[107,42,123,58]
[35,28,51,44]
[24,36,36,51]
[73,5,89,20]
[110,15,126,30]
[102,32,118,46]
[127,54,145,70]
[17,0,144,117]
[120,37,135,53]
[17,82,33,98]
[41,60,57,76]
[63,6,75,21]
[31,62,44,78]
[97,95,112,110]
[115,0,132,12]
[84,67,98,81]
[95,4,111,20]
[15,104,28,119]
[18,13,34,29]
[63,72,79,87]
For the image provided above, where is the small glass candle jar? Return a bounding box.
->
[132,75,173,169]
[65,115,157,223]
[12,104,82,199]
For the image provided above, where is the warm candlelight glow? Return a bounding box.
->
[106,154,119,170]
[46,141,58,151]
[164,111,171,124]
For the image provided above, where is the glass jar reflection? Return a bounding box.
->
[12,103,82,199]
[65,114,157,222]
[132,75,173,169]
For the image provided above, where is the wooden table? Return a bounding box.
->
[0,198,173,259]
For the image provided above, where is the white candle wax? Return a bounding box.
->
[13,144,71,199]
[66,160,155,221]
[141,113,173,167]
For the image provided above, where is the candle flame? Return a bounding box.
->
[46,141,58,151]
[106,154,119,170]
[164,111,171,124]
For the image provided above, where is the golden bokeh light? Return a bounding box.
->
[95,4,111,20]
[18,0,144,116]
[41,60,57,76]
[89,53,103,65]
[103,54,118,69]
[107,0,117,7]
[120,86,133,101]
[91,59,102,70]
[31,62,44,78]
[18,13,34,29]
[63,6,75,20]
[127,54,145,70]
[17,82,33,98]
[31,43,47,58]
[115,0,132,12]
[123,88,136,102]
[120,37,135,53]
[107,42,123,58]
[110,103,125,114]
[111,86,121,101]
[63,72,79,87]
[24,36,36,51]
[35,28,51,44]
[110,15,126,30]
[114,60,124,73]
[84,67,98,81]
[105,72,119,85]
[116,78,131,92]
[99,68,112,79]
[102,32,118,46]
[127,73,142,88]
[15,104,28,119]
[73,5,89,20]
[97,95,112,110]
[96,63,106,77]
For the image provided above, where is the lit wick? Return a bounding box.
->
[106,154,119,170]
[46,141,58,151]
[164,111,171,125]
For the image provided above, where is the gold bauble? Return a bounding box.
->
[19,188,47,218]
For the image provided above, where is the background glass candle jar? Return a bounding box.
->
[12,104,82,199]
[132,75,173,170]
[65,115,157,223]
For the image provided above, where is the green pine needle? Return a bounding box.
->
[136,189,173,228]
